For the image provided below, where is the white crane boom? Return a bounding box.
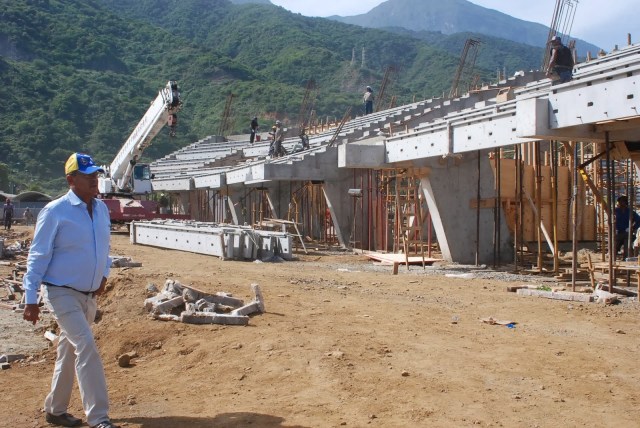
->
[99,80,181,195]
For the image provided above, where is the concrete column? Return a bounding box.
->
[421,150,512,264]
[323,169,360,249]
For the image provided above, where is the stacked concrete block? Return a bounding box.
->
[144,279,264,325]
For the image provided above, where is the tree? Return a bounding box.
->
[0,163,9,192]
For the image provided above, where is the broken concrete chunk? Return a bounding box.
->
[153,314,181,322]
[151,296,185,315]
[146,279,264,325]
[251,283,265,313]
[231,302,263,316]
[144,292,179,312]
[180,312,250,325]
[206,293,244,307]
[0,354,26,363]
[146,283,159,297]
[111,256,142,268]
[163,279,184,295]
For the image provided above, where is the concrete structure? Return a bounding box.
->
[149,42,640,264]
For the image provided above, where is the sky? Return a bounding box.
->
[269,0,637,50]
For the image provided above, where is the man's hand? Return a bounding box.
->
[94,276,108,296]
[23,304,40,325]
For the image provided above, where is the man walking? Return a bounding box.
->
[22,153,119,428]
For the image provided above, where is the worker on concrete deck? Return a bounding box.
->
[546,36,574,83]
[250,116,259,144]
[363,86,374,115]
[614,195,640,260]
[270,120,286,158]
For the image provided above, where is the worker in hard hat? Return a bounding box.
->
[546,36,574,83]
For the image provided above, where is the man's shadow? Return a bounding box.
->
[121,412,310,427]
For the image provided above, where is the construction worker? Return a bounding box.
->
[363,86,374,115]
[268,125,277,157]
[24,207,34,226]
[299,128,310,150]
[546,36,574,83]
[3,198,14,230]
[272,121,286,158]
[614,195,640,260]
[250,116,259,144]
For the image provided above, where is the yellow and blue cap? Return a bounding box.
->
[64,152,105,176]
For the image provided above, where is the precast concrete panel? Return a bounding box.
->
[193,173,225,189]
[338,141,386,168]
[549,66,640,128]
[129,220,292,260]
[226,164,264,184]
[175,150,232,160]
[452,113,525,152]
[516,97,548,138]
[151,178,194,191]
[130,222,226,256]
[243,145,270,157]
[386,124,450,163]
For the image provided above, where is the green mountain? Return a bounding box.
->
[330,0,600,54]
[0,0,543,195]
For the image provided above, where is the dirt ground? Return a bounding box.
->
[1,224,640,428]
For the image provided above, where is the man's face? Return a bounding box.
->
[67,171,101,201]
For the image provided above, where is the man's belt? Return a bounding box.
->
[42,282,94,296]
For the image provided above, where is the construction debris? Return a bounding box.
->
[144,279,265,325]
[111,255,142,268]
[480,317,515,326]
[516,288,595,302]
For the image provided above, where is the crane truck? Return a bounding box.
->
[97,80,189,223]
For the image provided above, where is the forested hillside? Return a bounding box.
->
[0,0,542,195]
[331,0,600,54]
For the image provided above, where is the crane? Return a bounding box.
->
[99,80,182,196]
[449,38,482,98]
[97,80,188,224]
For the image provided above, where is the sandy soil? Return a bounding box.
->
[1,225,639,428]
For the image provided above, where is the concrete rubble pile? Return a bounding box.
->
[144,279,265,325]
[111,255,142,268]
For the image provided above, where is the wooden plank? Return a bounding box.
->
[363,251,441,265]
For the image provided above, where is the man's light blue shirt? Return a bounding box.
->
[23,190,111,304]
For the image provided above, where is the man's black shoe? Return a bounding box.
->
[45,412,83,427]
